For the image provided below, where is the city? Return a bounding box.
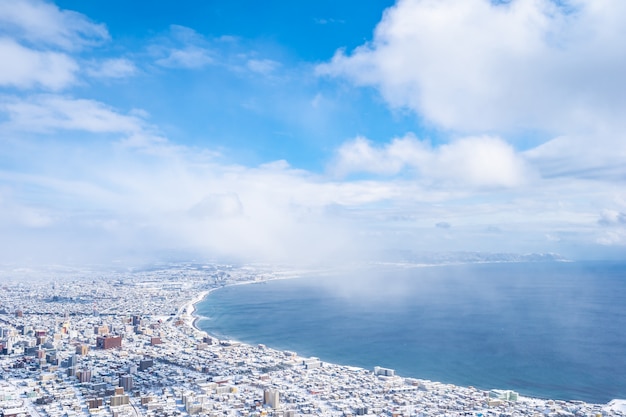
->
[1,264,624,417]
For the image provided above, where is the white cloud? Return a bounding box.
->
[596,230,626,246]
[0,125,623,264]
[524,134,626,180]
[598,209,626,226]
[318,0,626,135]
[0,1,623,263]
[156,46,213,69]
[189,193,244,219]
[86,58,137,79]
[0,94,146,133]
[332,135,422,176]
[152,25,214,69]
[0,0,111,91]
[246,59,281,75]
[0,0,109,50]
[0,193,54,228]
[332,134,531,188]
[0,38,78,90]
[434,136,532,188]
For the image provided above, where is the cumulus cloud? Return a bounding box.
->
[152,25,214,69]
[598,210,626,227]
[318,0,626,135]
[0,1,623,264]
[0,141,369,264]
[0,0,109,50]
[0,38,78,90]
[331,134,531,188]
[0,95,373,264]
[0,0,110,91]
[86,58,137,79]
[332,135,426,176]
[0,94,147,133]
[0,118,622,264]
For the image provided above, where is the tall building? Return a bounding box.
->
[87,398,103,409]
[76,344,89,355]
[264,389,280,409]
[110,394,130,407]
[78,368,92,383]
[119,375,133,392]
[67,354,78,367]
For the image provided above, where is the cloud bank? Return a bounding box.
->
[1,0,625,266]
[318,0,626,134]
[332,134,531,188]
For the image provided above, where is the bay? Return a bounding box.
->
[195,261,626,404]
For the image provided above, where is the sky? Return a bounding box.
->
[1,0,625,265]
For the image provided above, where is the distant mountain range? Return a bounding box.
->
[380,251,570,265]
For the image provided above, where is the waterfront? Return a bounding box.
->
[1,261,625,417]
[196,261,626,404]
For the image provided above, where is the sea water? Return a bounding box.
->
[195,261,626,403]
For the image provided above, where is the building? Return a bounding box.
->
[76,344,89,355]
[94,324,110,335]
[77,368,92,383]
[110,394,130,406]
[87,398,103,409]
[374,366,395,377]
[264,389,280,409]
[139,358,154,371]
[490,389,519,402]
[96,335,122,350]
[119,374,133,392]
[67,354,78,367]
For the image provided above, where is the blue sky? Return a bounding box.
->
[1,0,626,265]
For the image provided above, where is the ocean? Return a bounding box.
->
[195,261,626,404]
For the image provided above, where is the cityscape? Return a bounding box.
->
[1,264,625,417]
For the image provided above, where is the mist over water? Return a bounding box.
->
[196,262,626,403]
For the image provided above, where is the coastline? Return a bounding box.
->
[3,261,624,417]
[179,263,625,406]
[180,289,211,331]
[184,273,307,336]
[179,282,626,408]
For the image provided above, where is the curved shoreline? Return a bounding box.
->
[185,274,307,336]
[180,267,626,407]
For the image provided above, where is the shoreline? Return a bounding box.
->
[184,273,307,337]
[179,268,625,407]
